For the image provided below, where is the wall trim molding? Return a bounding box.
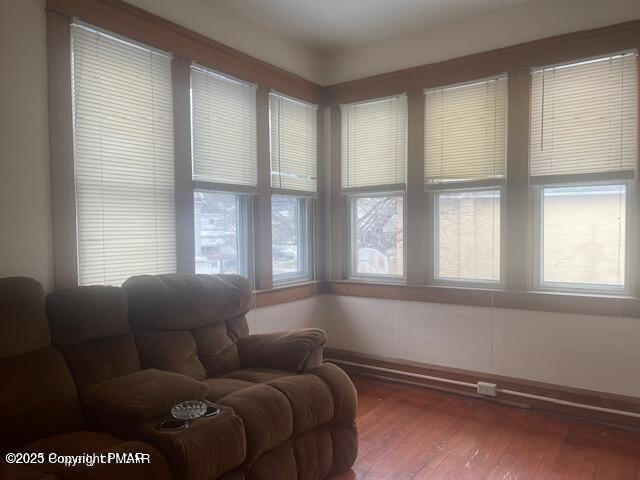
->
[325,348,640,430]
[251,280,640,317]
[326,280,640,318]
[254,281,327,308]
[46,0,322,103]
[324,18,640,104]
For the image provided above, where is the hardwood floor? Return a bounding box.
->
[332,375,640,480]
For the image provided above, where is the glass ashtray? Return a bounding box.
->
[171,400,207,420]
[203,405,221,417]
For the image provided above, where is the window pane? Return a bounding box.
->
[72,24,176,286]
[437,190,500,282]
[353,196,404,276]
[272,196,307,278]
[194,191,242,275]
[542,184,626,288]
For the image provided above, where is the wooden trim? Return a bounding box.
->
[327,280,640,318]
[329,106,346,280]
[46,0,322,104]
[172,56,195,273]
[327,280,493,307]
[253,87,273,290]
[326,347,640,429]
[47,11,77,289]
[492,290,620,317]
[403,91,426,285]
[504,69,531,291]
[314,106,327,281]
[325,19,640,105]
[254,281,326,308]
[635,57,640,298]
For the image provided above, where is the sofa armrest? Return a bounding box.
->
[237,328,327,372]
[82,369,209,421]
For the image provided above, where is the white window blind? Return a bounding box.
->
[191,65,257,187]
[269,92,318,193]
[341,95,407,190]
[71,23,176,286]
[530,52,637,177]
[425,76,507,184]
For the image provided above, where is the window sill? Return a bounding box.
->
[253,281,325,308]
[251,279,640,318]
[326,280,640,318]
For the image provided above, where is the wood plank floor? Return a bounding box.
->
[331,375,640,480]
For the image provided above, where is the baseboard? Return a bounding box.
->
[325,347,640,431]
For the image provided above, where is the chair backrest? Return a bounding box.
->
[123,274,253,380]
[46,285,142,390]
[0,277,84,450]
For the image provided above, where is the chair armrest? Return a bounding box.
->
[82,369,209,421]
[237,328,327,372]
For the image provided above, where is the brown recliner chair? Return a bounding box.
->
[45,284,247,480]
[0,277,172,480]
[122,273,358,480]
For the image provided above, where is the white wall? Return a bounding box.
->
[249,296,327,334]
[248,294,640,398]
[124,0,324,84]
[323,0,640,84]
[324,295,640,398]
[0,0,53,291]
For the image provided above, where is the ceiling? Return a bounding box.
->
[215,0,527,52]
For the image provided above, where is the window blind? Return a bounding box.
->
[191,65,257,187]
[530,52,637,177]
[71,23,176,286]
[341,95,407,190]
[425,76,507,184]
[269,92,318,193]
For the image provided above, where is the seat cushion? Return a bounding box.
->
[82,369,209,420]
[267,374,334,435]
[204,378,254,401]
[224,367,289,384]
[217,384,293,462]
[214,367,337,454]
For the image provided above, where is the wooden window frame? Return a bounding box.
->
[325,22,640,314]
[47,0,640,313]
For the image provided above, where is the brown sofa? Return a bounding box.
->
[0,277,172,480]
[2,273,357,479]
[122,274,358,480]
[45,282,248,480]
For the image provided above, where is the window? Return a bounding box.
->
[271,196,311,282]
[269,92,317,193]
[71,23,176,286]
[530,52,636,293]
[351,195,404,277]
[537,184,627,290]
[341,95,407,278]
[435,190,501,282]
[191,65,257,187]
[269,92,317,283]
[194,191,249,275]
[425,76,507,284]
[191,64,257,278]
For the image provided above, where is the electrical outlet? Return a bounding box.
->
[477,381,497,397]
